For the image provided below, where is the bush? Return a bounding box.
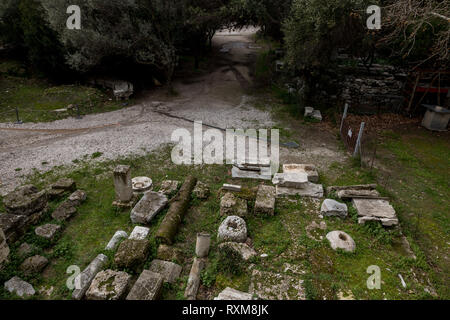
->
[217,245,245,276]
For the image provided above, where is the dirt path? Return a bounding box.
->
[0,28,276,195]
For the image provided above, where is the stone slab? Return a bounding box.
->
[276,183,324,198]
[352,199,398,226]
[130,192,168,224]
[254,185,276,215]
[35,224,61,240]
[272,172,308,188]
[232,166,272,181]
[149,259,182,283]
[129,226,150,240]
[282,164,319,183]
[214,287,253,300]
[4,185,47,216]
[115,239,150,270]
[126,270,164,300]
[4,276,35,298]
[320,199,348,218]
[86,269,131,300]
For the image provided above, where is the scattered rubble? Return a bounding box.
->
[129,226,150,240]
[192,181,210,199]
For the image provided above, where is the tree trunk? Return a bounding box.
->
[156,176,197,244]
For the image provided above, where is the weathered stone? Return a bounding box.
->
[326,231,356,252]
[4,276,35,298]
[130,191,168,224]
[283,164,319,183]
[105,230,128,251]
[132,177,153,193]
[149,259,182,283]
[195,233,211,258]
[214,287,253,300]
[312,110,322,121]
[223,184,242,192]
[51,201,77,221]
[232,166,272,180]
[220,192,248,217]
[113,165,133,203]
[51,178,76,192]
[47,188,66,200]
[218,242,257,261]
[304,107,314,117]
[192,181,210,199]
[4,185,47,216]
[35,224,61,240]
[19,255,48,275]
[276,183,324,198]
[68,190,87,206]
[114,239,150,270]
[184,257,205,300]
[157,244,183,263]
[0,213,27,243]
[0,228,9,267]
[17,242,34,258]
[306,221,327,241]
[159,180,180,196]
[327,184,377,194]
[320,199,348,218]
[128,226,150,240]
[72,254,108,300]
[86,269,131,300]
[254,185,276,215]
[218,216,247,243]
[126,270,164,300]
[337,189,380,199]
[352,199,398,226]
[272,172,308,189]
[249,269,305,300]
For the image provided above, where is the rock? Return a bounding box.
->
[312,110,322,121]
[276,183,324,198]
[128,226,150,240]
[254,185,276,215]
[214,287,253,300]
[35,224,61,240]
[4,185,47,216]
[51,201,77,221]
[320,199,348,218]
[232,166,272,180]
[17,242,34,258]
[0,228,9,267]
[195,233,211,258]
[47,188,66,200]
[4,276,35,298]
[113,165,133,203]
[157,244,183,262]
[272,172,309,189]
[184,257,205,300]
[130,191,168,224]
[192,181,210,199]
[126,270,164,300]
[220,192,248,217]
[132,177,153,193]
[105,230,128,251]
[19,255,48,275]
[326,231,356,252]
[306,221,327,241]
[222,184,242,192]
[114,239,150,270]
[282,164,319,183]
[68,190,87,206]
[0,213,27,243]
[304,107,314,117]
[218,242,257,261]
[217,216,247,243]
[327,184,377,194]
[337,189,380,199]
[159,180,180,196]
[249,269,305,300]
[51,178,76,192]
[86,270,132,300]
[352,199,398,226]
[148,259,182,283]
[72,254,108,300]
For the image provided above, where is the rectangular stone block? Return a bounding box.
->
[254,185,276,215]
[276,183,324,198]
[113,165,133,202]
[283,164,319,183]
[272,172,308,188]
[232,166,272,181]
[148,259,182,283]
[126,270,164,300]
[352,199,398,227]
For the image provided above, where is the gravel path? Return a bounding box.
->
[0,28,274,196]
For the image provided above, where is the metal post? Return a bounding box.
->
[15,107,23,124]
[353,122,365,157]
[340,103,349,133]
